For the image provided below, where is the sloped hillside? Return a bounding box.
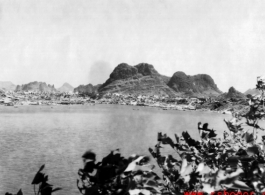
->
[167,71,222,97]
[98,63,176,96]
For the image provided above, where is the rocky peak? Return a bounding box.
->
[134,63,159,76]
[109,63,138,80]
[168,71,221,97]
[172,71,187,78]
[226,87,245,98]
[228,87,237,94]
[219,86,246,100]
[108,63,161,81]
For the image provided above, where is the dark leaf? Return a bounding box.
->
[182,131,201,150]
[161,136,175,149]
[39,182,53,192]
[31,165,46,184]
[247,146,260,156]
[82,151,96,161]
[40,186,52,195]
[84,161,96,173]
[157,132,163,141]
[38,164,45,173]
[44,175,48,183]
[201,131,209,139]
[31,172,45,185]
[202,123,209,130]
[149,148,157,158]
[102,151,122,166]
[16,189,23,195]
[208,129,217,138]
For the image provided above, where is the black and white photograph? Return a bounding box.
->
[1,1,265,195]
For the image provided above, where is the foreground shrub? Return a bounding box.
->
[5,165,61,195]
[146,76,265,194]
[77,149,163,195]
[149,129,265,194]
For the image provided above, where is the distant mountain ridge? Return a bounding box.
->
[98,63,221,97]
[1,63,226,97]
[0,81,16,91]
[16,81,57,92]
[57,83,74,92]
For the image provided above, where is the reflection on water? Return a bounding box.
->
[0,105,231,195]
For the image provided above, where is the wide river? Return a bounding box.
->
[0,104,248,195]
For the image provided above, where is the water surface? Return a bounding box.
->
[0,104,240,195]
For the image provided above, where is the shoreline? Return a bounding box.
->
[0,100,233,116]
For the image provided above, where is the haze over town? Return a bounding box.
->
[1,0,265,92]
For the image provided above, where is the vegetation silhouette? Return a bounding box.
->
[5,165,61,195]
[77,149,161,194]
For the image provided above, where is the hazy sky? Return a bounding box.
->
[1,0,265,92]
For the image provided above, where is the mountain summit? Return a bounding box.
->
[167,71,222,97]
[219,86,246,99]
[57,83,74,92]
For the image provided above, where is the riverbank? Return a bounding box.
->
[0,90,249,115]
